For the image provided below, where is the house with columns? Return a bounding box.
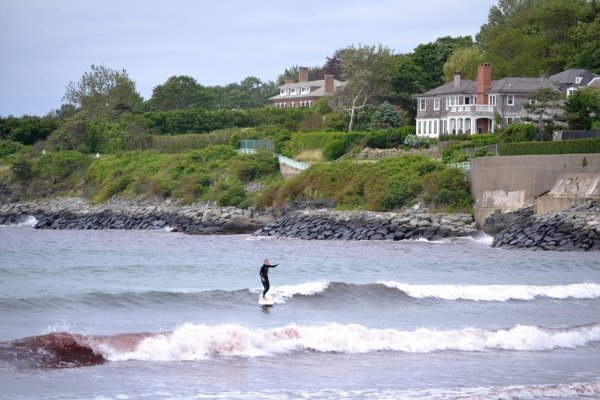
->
[414,63,559,137]
[269,67,344,108]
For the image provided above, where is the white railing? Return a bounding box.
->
[449,105,494,113]
[446,161,471,171]
[278,154,310,171]
[237,148,257,154]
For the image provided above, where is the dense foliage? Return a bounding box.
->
[272,156,471,212]
[499,137,600,156]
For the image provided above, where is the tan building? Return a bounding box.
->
[269,67,344,108]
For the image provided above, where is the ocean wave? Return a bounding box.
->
[4,322,599,367]
[379,281,600,301]
[103,321,600,362]
[255,281,330,304]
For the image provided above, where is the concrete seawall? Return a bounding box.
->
[470,154,600,226]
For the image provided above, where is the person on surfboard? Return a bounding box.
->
[260,259,278,299]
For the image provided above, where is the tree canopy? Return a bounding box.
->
[63,64,143,120]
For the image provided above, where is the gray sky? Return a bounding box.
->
[0,0,497,117]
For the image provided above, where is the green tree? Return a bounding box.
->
[369,102,402,130]
[339,44,395,132]
[410,36,474,89]
[563,88,600,130]
[477,0,594,77]
[522,87,563,138]
[390,55,426,123]
[63,64,143,120]
[148,75,213,111]
[443,46,487,81]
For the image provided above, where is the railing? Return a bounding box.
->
[278,154,310,171]
[449,105,494,113]
[446,161,471,171]
[237,148,257,154]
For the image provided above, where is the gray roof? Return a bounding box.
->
[588,77,600,89]
[549,68,598,87]
[269,79,344,100]
[490,77,558,93]
[416,80,477,97]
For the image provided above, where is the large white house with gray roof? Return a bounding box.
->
[415,63,564,137]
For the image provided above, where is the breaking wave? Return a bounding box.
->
[379,281,600,301]
[3,322,599,368]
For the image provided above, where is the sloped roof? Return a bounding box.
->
[416,80,477,97]
[550,68,598,87]
[588,77,600,89]
[269,79,344,100]
[490,77,558,93]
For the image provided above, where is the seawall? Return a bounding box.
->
[254,209,479,241]
[492,201,600,251]
[0,197,274,234]
[471,154,600,226]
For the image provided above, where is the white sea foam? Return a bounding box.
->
[379,281,600,301]
[103,322,600,362]
[252,281,330,304]
[16,215,38,227]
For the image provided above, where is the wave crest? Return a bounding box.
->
[379,281,600,301]
[102,322,600,362]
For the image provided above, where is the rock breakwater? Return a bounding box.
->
[254,209,479,241]
[492,201,600,251]
[0,197,274,234]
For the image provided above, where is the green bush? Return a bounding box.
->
[323,139,349,160]
[500,137,600,155]
[0,140,28,159]
[273,155,468,211]
[229,152,279,182]
[500,124,537,142]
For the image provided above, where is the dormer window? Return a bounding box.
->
[301,86,310,94]
[575,77,582,84]
[280,89,286,95]
[290,88,297,95]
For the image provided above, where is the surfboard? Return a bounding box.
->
[258,296,274,306]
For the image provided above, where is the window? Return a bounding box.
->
[506,117,514,125]
[567,87,578,97]
[434,98,440,110]
[464,97,470,105]
[489,95,496,106]
[507,95,514,106]
[280,89,286,95]
[417,120,422,135]
[420,99,426,111]
[290,88,297,95]
[301,86,310,94]
[575,77,582,84]
[446,96,457,109]
[529,99,537,105]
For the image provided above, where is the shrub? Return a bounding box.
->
[500,137,600,155]
[323,139,349,160]
[422,169,471,210]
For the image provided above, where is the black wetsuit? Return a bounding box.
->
[259,263,278,296]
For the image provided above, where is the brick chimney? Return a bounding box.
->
[477,63,492,105]
[299,67,309,83]
[284,77,294,85]
[324,74,334,94]
[454,71,462,88]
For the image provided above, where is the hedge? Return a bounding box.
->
[499,137,600,155]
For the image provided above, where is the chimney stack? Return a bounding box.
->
[284,77,294,85]
[324,75,334,94]
[299,67,309,83]
[453,71,462,88]
[477,63,492,105]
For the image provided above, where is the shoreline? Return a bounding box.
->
[1,197,598,251]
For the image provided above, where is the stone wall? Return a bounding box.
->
[254,209,478,241]
[0,198,274,234]
[492,201,600,251]
[471,154,600,226]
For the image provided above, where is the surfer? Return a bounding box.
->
[260,259,278,299]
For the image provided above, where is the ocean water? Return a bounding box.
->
[1,222,599,400]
